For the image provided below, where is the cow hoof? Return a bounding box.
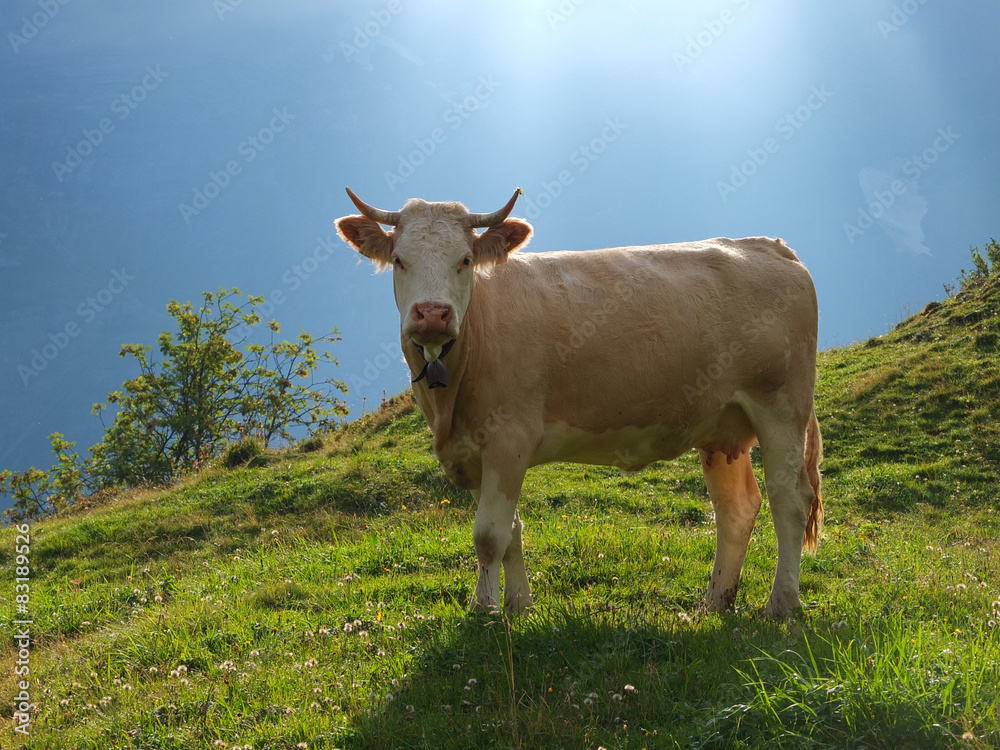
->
[470,599,501,616]
[704,584,739,613]
[504,596,534,617]
[760,596,803,619]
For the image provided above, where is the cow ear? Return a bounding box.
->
[472,219,533,267]
[336,215,394,269]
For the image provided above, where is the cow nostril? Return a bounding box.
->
[413,304,453,331]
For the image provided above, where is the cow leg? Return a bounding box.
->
[471,465,532,615]
[502,507,533,614]
[756,421,814,617]
[700,448,762,612]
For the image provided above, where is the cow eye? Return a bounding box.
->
[393,256,405,270]
[461,257,472,269]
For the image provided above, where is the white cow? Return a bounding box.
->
[336,188,823,617]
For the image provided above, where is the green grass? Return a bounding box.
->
[2,276,1000,749]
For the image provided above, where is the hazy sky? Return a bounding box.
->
[1,0,998,485]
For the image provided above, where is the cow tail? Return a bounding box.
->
[802,408,824,554]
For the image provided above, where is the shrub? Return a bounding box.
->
[297,435,325,453]
[1,434,93,522]
[959,238,999,289]
[90,287,348,487]
[221,438,267,469]
[3,287,348,522]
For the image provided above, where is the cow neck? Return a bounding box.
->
[404,325,468,446]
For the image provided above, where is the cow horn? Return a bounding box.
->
[345,187,400,226]
[467,188,523,228]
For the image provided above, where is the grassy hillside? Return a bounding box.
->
[2,275,999,749]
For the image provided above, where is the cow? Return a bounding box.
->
[336,188,823,617]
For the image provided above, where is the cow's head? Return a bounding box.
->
[336,188,533,364]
